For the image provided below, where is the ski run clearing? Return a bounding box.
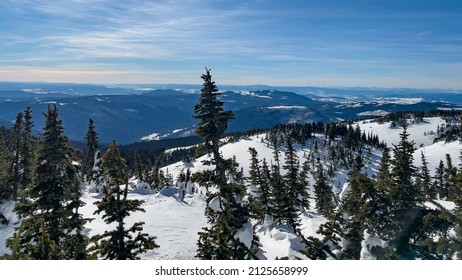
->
[1,116,461,260]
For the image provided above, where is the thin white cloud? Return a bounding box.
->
[1,0,461,88]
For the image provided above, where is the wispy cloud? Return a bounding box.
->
[1,0,461,88]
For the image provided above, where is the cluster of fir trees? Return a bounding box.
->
[374,109,461,125]
[246,137,313,232]
[0,107,35,204]
[0,105,157,259]
[310,123,462,259]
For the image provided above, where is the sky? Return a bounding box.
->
[0,0,461,88]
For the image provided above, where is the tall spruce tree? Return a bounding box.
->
[7,105,87,259]
[20,107,35,193]
[417,151,434,199]
[313,161,335,218]
[298,159,311,211]
[194,69,259,259]
[9,112,23,201]
[90,141,158,259]
[248,148,272,218]
[433,160,446,199]
[340,153,376,259]
[8,108,36,201]
[451,164,462,259]
[84,118,100,182]
[280,136,302,230]
[380,124,419,259]
[269,161,287,225]
[0,134,10,203]
[133,150,145,182]
[444,154,457,200]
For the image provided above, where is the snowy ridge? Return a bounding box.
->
[1,117,461,259]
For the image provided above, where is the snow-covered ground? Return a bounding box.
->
[358,117,461,173]
[1,117,461,259]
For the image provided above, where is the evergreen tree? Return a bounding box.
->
[0,134,10,203]
[313,162,335,218]
[89,150,105,192]
[451,165,462,259]
[376,145,392,190]
[193,67,234,174]
[90,141,158,259]
[9,112,23,201]
[248,147,262,187]
[417,151,433,199]
[260,158,272,215]
[280,136,302,230]
[380,124,452,259]
[152,152,166,189]
[84,118,100,182]
[298,159,311,211]
[444,154,457,200]
[389,124,418,206]
[381,124,419,259]
[194,69,258,259]
[298,230,337,260]
[433,160,446,199]
[133,150,145,182]
[7,108,37,201]
[7,105,87,259]
[20,107,35,193]
[248,147,269,220]
[340,153,377,259]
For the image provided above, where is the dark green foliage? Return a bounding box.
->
[313,162,335,218]
[20,107,36,193]
[0,134,10,202]
[9,112,23,201]
[151,152,165,189]
[444,154,458,200]
[7,105,87,259]
[133,150,145,182]
[340,154,365,259]
[433,160,446,199]
[279,136,303,230]
[193,68,234,161]
[6,108,37,202]
[84,118,100,182]
[377,124,453,259]
[298,160,311,211]
[248,148,271,217]
[417,151,433,199]
[194,69,259,259]
[90,141,158,259]
[298,230,337,260]
[451,168,462,259]
[196,183,261,260]
[269,163,286,225]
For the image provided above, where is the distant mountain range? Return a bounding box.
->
[0,82,461,144]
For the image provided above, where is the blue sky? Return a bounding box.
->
[0,0,461,88]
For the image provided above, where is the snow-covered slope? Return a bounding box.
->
[1,117,461,259]
[358,117,461,173]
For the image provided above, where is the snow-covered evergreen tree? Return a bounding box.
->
[90,140,158,259]
[194,68,259,259]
